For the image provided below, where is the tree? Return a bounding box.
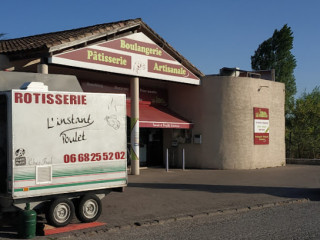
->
[288,86,320,158]
[251,24,297,115]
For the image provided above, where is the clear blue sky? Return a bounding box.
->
[1,0,319,97]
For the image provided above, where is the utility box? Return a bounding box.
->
[0,89,127,226]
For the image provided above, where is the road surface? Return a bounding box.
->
[68,201,320,240]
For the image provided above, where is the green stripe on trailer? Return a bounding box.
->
[53,167,126,178]
[14,166,126,181]
[14,178,126,192]
[14,173,36,181]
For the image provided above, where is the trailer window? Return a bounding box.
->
[0,94,7,193]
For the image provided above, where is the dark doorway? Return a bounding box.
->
[127,118,163,167]
[140,128,163,167]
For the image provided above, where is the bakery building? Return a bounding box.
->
[0,18,285,173]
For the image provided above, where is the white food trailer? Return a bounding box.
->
[0,88,127,227]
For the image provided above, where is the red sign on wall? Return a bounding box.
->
[53,48,132,69]
[254,107,269,145]
[148,60,198,79]
[99,37,174,60]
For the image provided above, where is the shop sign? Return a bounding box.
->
[49,32,200,85]
[253,107,269,145]
[140,121,192,129]
[100,36,174,61]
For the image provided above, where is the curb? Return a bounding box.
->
[60,198,310,238]
[286,159,320,165]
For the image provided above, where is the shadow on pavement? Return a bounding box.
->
[128,183,320,201]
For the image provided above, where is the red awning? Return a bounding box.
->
[126,101,193,129]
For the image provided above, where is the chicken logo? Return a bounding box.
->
[133,61,146,74]
[105,98,121,130]
[15,148,25,157]
[105,115,120,130]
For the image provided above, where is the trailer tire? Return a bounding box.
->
[76,194,102,223]
[46,198,75,227]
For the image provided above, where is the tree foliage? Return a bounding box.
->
[287,86,320,158]
[251,24,297,115]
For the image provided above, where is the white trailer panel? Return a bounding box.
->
[8,90,127,199]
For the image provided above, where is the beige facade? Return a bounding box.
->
[164,75,285,169]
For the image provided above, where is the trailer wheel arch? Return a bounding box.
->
[76,194,102,223]
[46,198,75,227]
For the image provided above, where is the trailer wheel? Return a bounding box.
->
[76,194,102,223]
[46,198,75,227]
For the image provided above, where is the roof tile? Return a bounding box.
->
[0,18,141,53]
[0,18,204,77]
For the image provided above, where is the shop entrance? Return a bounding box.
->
[139,128,163,167]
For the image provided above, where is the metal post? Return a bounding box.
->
[166,148,169,172]
[130,77,140,175]
[37,58,48,74]
[182,148,185,171]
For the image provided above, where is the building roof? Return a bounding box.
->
[0,18,204,77]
